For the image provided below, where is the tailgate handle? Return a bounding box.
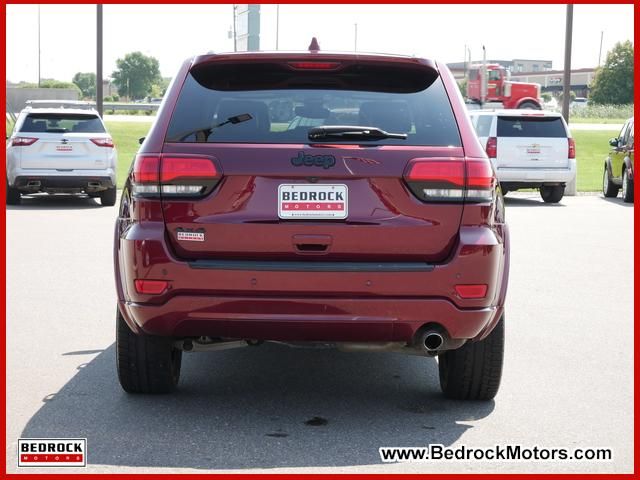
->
[293,234,332,254]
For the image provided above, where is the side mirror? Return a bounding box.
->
[138,137,145,145]
[609,138,619,147]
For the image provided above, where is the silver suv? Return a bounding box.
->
[6,103,117,206]
[469,109,576,203]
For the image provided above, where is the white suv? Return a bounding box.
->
[6,104,117,206]
[469,109,576,203]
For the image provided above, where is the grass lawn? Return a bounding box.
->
[105,121,152,188]
[569,118,626,125]
[572,130,619,192]
[101,121,618,192]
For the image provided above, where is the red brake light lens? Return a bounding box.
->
[467,160,495,189]
[11,137,38,147]
[90,137,114,148]
[455,284,488,299]
[405,160,465,187]
[131,154,220,198]
[404,159,495,203]
[160,157,218,183]
[134,279,168,295]
[133,155,160,183]
[288,61,341,70]
[486,137,497,158]
[568,137,576,159]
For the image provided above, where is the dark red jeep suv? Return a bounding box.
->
[114,44,510,400]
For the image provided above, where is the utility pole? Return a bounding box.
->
[232,5,237,52]
[464,44,467,78]
[275,4,279,50]
[481,45,487,106]
[354,23,358,51]
[561,4,573,123]
[96,4,103,117]
[598,30,604,67]
[37,5,41,87]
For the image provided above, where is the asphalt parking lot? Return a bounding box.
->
[6,192,634,473]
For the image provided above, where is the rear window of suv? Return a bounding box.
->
[497,116,566,138]
[166,62,461,147]
[19,113,105,134]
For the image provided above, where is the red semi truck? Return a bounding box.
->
[467,64,542,109]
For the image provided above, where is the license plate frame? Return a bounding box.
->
[278,184,348,220]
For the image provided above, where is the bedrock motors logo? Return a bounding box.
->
[18,438,87,467]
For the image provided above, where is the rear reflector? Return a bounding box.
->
[134,279,169,295]
[288,61,341,70]
[568,137,576,159]
[131,154,220,198]
[11,137,38,147]
[455,284,488,299]
[404,158,495,203]
[90,137,114,148]
[485,137,497,158]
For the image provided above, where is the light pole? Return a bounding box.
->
[232,5,237,52]
[598,30,604,67]
[275,4,279,50]
[37,5,41,87]
[96,4,103,117]
[354,23,358,51]
[561,4,573,123]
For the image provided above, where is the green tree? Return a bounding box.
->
[72,72,96,98]
[111,52,161,100]
[589,40,634,105]
[457,79,467,98]
[72,72,96,99]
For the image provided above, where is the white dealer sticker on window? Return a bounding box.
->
[278,184,348,219]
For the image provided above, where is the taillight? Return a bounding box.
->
[131,154,221,197]
[288,61,341,70]
[11,137,38,147]
[404,158,495,203]
[568,137,576,159]
[485,137,497,158]
[90,137,114,148]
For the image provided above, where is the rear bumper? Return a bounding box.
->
[495,160,576,185]
[115,222,509,344]
[13,174,115,192]
[119,296,500,342]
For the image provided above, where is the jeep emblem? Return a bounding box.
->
[290,152,336,169]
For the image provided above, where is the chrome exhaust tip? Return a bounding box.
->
[423,332,444,352]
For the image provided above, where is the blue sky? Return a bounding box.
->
[6,4,635,83]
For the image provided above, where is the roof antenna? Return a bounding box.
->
[308,37,320,52]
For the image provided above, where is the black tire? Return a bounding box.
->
[518,101,541,110]
[100,187,117,206]
[540,185,564,203]
[116,309,182,394]
[6,181,21,205]
[438,316,504,401]
[622,167,634,203]
[602,165,619,198]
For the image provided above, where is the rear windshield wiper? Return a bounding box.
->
[308,126,407,141]
[168,113,253,142]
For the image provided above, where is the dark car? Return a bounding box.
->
[114,43,510,400]
[603,117,634,203]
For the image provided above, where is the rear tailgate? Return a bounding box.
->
[20,133,109,170]
[156,55,465,264]
[17,112,109,170]
[160,144,465,263]
[496,115,569,169]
